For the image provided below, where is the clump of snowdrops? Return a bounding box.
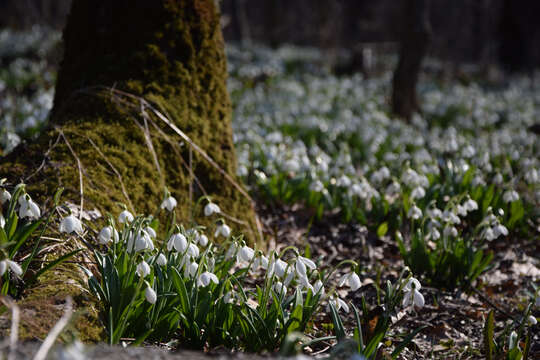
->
[0,180,80,298]
[79,191,425,353]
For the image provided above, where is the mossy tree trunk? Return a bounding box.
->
[0,0,256,340]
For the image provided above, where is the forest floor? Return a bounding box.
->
[257,203,540,359]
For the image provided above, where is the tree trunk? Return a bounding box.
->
[391,0,431,121]
[0,0,256,340]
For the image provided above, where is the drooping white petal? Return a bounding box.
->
[145,286,157,304]
[118,210,134,224]
[160,196,177,211]
[136,261,151,277]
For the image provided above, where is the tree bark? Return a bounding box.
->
[391,0,431,121]
[0,0,256,340]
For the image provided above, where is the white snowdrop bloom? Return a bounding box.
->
[503,190,519,203]
[214,223,231,238]
[528,315,537,325]
[385,181,401,197]
[225,242,238,259]
[187,243,200,258]
[185,261,198,278]
[410,186,426,200]
[407,205,422,220]
[339,272,362,291]
[223,291,235,304]
[464,198,478,212]
[309,180,325,192]
[237,245,255,263]
[145,286,157,304]
[156,253,167,266]
[428,227,441,240]
[329,296,349,313]
[144,226,156,239]
[313,279,325,296]
[0,189,11,204]
[197,233,209,247]
[462,145,476,158]
[160,196,177,212]
[204,202,221,217]
[0,259,23,277]
[251,254,269,271]
[197,271,219,287]
[59,215,83,234]
[427,207,443,219]
[525,168,539,184]
[18,195,40,220]
[136,261,151,278]
[167,233,187,252]
[273,281,287,295]
[456,204,467,217]
[403,286,425,309]
[472,175,486,187]
[118,210,134,224]
[0,213,5,228]
[295,256,316,278]
[297,275,314,292]
[336,175,352,187]
[493,224,508,237]
[443,226,458,238]
[98,226,119,244]
[482,227,496,241]
[442,210,460,224]
[127,232,149,253]
[493,173,503,185]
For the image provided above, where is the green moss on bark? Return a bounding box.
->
[0,0,257,341]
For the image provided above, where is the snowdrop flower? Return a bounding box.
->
[528,315,537,325]
[313,279,325,296]
[145,286,157,304]
[156,253,167,266]
[402,278,424,309]
[410,186,426,200]
[339,271,362,291]
[144,226,156,239]
[443,225,458,238]
[251,254,269,271]
[456,204,467,217]
[407,205,422,220]
[225,242,238,259]
[493,224,508,237]
[204,202,220,217]
[482,227,496,241]
[238,245,255,263]
[428,227,441,240]
[187,243,200,258]
[18,195,40,220]
[136,261,151,277]
[185,261,198,278]
[503,190,519,203]
[329,296,349,313]
[160,196,177,212]
[214,223,231,238]
[197,233,209,247]
[309,180,325,192]
[295,256,316,279]
[0,189,11,204]
[197,271,219,287]
[336,175,352,187]
[223,291,235,304]
[273,281,287,295]
[493,173,503,185]
[442,210,460,224]
[127,231,152,253]
[0,259,23,276]
[427,207,443,219]
[464,198,478,212]
[167,233,187,252]
[59,215,83,234]
[98,226,119,244]
[118,210,134,224]
[0,213,5,228]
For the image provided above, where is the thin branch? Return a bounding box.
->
[58,130,84,221]
[33,297,74,360]
[0,297,20,360]
[471,286,513,319]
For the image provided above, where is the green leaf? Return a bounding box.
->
[9,219,42,258]
[391,325,427,359]
[377,222,388,238]
[31,249,83,282]
[328,302,346,341]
